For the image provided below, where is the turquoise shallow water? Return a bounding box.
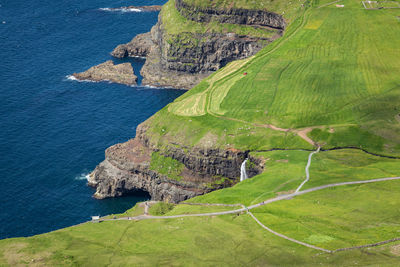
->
[0,0,182,239]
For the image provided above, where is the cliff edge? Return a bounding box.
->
[112,0,285,89]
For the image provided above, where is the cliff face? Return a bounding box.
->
[175,0,286,29]
[89,123,263,203]
[140,20,271,89]
[112,0,284,89]
[111,32,153,58]
[90,1,282,202]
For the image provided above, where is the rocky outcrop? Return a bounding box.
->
[111,1,283,89]
[139,19,274,89]
[72,60,137,85]
[111,32,153,58]
[88,123,263,203]
[175,0,286,29]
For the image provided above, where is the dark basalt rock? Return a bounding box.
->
[111,2,284,89]
[139,19,276,89]
[175,0,287,29]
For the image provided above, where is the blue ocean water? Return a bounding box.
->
[0,0,182,239]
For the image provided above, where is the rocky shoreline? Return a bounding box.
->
[72,60,137,85]
[88,123,263,203]
[88,1,284,202]
[110,1,284,89]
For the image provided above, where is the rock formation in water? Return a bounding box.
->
[111,32,153,58]
[72,60,137,85]
[111,0,285,89]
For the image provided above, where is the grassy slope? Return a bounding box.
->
[2,0,400,265]
[150,0,400,156]
[1,150,400,266]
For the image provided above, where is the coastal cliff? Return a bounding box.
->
[112,0,284,89]
[90,0,287,201]
[89,122,263,202]
[175,0,286,29]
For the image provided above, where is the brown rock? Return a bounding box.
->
[72,60,137,85]
[111,32,153,58]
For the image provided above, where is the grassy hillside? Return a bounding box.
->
[1,149,399,265]
[149,0,400,157]
[2,0,400,265]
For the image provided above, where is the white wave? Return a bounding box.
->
[65,75,78,81]
[75,172,91,181]
[99,7,142,13]
[64,75,98,83]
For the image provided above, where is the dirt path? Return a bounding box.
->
[248,211,331,252]
[99,176,400,252]
[317,0,342,9]
[295,146,320,193]
[101,176,400,219]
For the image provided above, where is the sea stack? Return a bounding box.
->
[72,60,137,85]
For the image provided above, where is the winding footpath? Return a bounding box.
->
[96,117,400,254]
[100,176,400,253]
[295,146,320,193]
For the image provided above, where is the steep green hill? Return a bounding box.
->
[148,0,400,157]
[1,0,400,265]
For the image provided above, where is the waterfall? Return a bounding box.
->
[240,158,248,182]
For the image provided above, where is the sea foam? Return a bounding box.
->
[65,75,98,83]
[99,7,142,13]
[75,172,91,181]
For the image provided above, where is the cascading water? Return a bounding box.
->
[240,158,248,182]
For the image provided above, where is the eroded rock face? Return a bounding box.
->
[139,19,275,89]
[111,32,153,58]
[72,60,137,85]
[111,2,284,89]
[89,124,263,203]
[175,0,287,29]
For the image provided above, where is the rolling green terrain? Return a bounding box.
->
[149,0,400,157]
[1,0,400,265]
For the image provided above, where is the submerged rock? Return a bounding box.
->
[72,60,137,85]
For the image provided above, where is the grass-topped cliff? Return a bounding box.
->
[1,0,400,265]
[148,0,400,157]
[161,0,279,39]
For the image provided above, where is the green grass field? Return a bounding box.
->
[2,0,400,265]
[1,149,400,265]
